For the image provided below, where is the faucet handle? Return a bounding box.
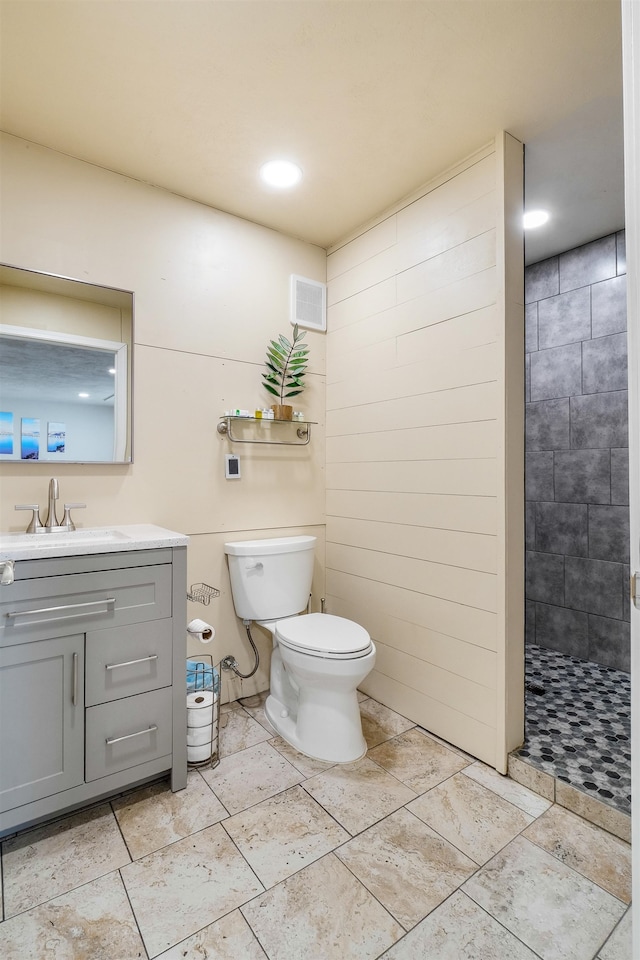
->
[15,504,43,534]
[62,503,86,531]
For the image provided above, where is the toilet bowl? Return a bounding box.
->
[224,536,376,763]
[263,613,376,763]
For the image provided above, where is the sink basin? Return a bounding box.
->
[16,529,131,548]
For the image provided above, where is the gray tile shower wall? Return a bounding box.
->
[525,231,629,672]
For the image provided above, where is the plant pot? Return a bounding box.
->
[271,404,293,421]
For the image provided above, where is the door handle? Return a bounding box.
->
[72,652,78,706]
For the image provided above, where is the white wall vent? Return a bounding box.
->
[290,275,326,332]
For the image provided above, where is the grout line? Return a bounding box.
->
[116,869,150,960]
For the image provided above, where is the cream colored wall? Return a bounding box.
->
[0,286,125,342]
[0,133,327,702]
[325,135,523,770]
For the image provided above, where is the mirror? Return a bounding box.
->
[0,264,133,463]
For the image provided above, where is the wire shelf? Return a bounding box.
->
[187,582,220,605]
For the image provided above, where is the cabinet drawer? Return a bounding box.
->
[85,619,173,706]
[85,687,172,781]
[0,565,172,647]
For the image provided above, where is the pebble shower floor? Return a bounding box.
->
[514,644,631,816]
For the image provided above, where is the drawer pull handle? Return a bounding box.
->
[72,652,78,706]
[5,597,116,621]
[106,725,158,746]
[106,654,158,671]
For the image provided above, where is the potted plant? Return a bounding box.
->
[262,323,309,420]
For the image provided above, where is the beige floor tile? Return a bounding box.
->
[238,691,278,735]
[464,835,626,960]
[463,761,553,817]
[199,740,304,814]
[269,735,336,778]
[335,807,476,930]
[120,822,263,957]
[417,726,476,761]
[112,769,228,860]
[408,772,533,865]
[303,756,417,835]
[224,784,349,887]
[219,705,273,756]
[0,872,145,960]
[156,908,268,959]
[359,698,415,748]
[1,804,130,918]
[380,890,539,959]
[598,907,632,960]
[241,852,404,960]
[369,727,471,792]
[523,804,631,904]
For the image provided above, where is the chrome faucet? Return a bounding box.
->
[43,477,60,530]
[15,478,86,534]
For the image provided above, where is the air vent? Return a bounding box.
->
[290,275,326,332]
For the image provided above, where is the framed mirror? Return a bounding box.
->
[0,264,133,463]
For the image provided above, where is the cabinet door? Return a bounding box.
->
[0,634,84,813]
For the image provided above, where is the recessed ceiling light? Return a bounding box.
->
[78,392,89,398]
[108,368,116,375]
[260,160,303,188]
[523,210,550,229]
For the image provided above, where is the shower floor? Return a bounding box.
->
[513,644,631,817]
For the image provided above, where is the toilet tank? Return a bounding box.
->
[224,535,316,621]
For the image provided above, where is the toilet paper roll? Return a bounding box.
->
[187,722,217,747]
[187,618,215,644]
[186,689,215,727]
[187,742,212,763]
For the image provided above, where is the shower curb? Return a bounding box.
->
[507,753,631,843]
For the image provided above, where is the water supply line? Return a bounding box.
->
[221,594,318,680]
[221,620,260,679]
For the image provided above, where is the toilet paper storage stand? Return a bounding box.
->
[186,583,221,766]
[186,655,220,769]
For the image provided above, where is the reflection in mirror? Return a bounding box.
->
[0,265,133,463]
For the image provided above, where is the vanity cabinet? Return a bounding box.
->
[0,542,187,837]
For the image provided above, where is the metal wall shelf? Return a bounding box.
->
[217,416,316,445]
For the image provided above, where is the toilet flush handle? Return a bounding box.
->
[245,558,263,572]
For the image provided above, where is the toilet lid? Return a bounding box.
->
[275,613,372,657]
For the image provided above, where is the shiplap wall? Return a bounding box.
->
[325,134,524,770]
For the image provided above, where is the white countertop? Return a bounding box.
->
[0,524,189,562]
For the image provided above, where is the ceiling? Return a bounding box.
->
[0,0,625,264]
[0,336,116,405]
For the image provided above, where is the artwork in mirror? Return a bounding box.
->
[0,264,133,463]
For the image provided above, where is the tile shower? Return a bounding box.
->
[519,231,630,814]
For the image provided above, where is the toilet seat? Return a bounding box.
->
[275,612,373,660]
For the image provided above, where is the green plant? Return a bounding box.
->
[262,323,309,404]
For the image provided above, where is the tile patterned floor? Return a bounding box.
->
[0,692,632,959]
[514,645,631,816]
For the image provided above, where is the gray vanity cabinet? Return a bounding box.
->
[0,545,187,837]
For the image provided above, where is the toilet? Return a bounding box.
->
[224,535,375,763]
